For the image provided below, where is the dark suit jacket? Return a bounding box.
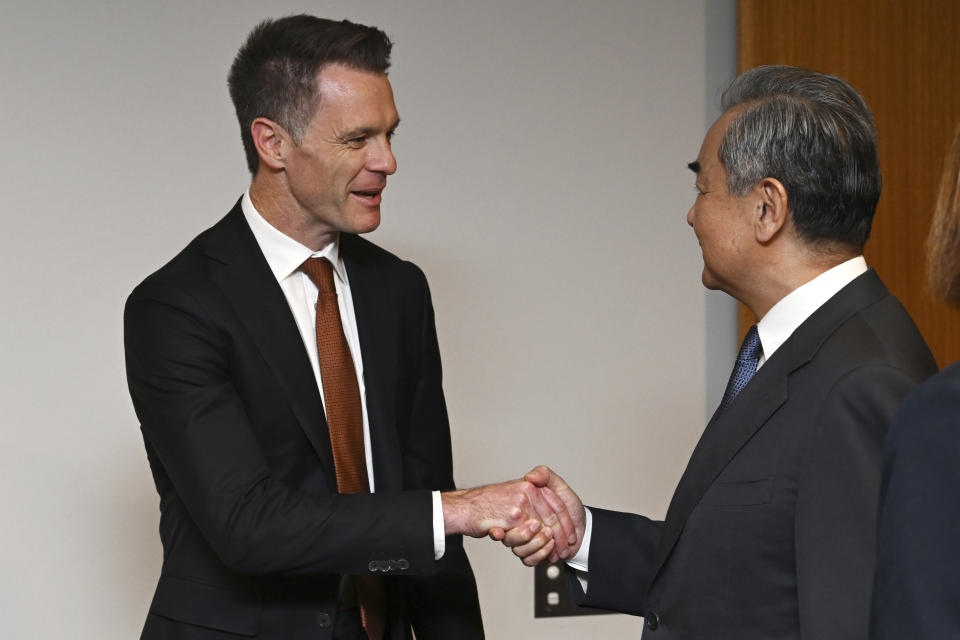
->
[124,202,483,639]
[871,360,960,639]
[571,270,936,639]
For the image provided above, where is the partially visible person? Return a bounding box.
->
[871,121,960,639]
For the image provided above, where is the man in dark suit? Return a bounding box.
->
[497,66,938,638]
[125,15,574,640]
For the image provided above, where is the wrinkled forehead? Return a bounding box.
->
[316,64,392,100]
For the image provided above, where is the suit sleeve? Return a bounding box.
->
[795,364,918,640]
[567,507,663,615]
[124,278,436,577]
[395,265,484,639]
[871,374,960,639]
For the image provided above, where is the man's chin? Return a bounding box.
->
[347,210,381,235]
[701,268,720,290]
[700,270,737,302]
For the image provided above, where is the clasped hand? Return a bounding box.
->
[443,466,586,566]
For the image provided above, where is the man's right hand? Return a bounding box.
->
[490,466,586,566]
[441,476,577,560]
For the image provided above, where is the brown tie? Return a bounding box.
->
[301,257,385,640]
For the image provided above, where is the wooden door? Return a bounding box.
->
[737,0,960,366]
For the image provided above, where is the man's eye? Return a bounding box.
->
[346,137,366,148]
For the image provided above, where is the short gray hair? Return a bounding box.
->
[719,65,881,252]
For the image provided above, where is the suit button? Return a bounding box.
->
[388,559,399,571]
[379,560,390,572]
[397,558,410,571]
[316,612,332,628]
[646,612,660,630]
[368,560,379,573]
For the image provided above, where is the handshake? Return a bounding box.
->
[441,466,585,566]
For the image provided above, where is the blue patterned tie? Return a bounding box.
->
[718,325,762,412]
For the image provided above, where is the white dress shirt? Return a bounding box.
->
[241,191,446,559]
[567,256,869,588]
[755,256,868,369]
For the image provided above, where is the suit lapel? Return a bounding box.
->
[204,204,337,486]
[341,235,404,492]
[648,358,789,582]
[648,269,891,584]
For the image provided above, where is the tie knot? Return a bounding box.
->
[301,257,335,293]
[737,325,762,363]
[717,324,762,414]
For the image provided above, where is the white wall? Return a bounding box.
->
[0,1,735,637]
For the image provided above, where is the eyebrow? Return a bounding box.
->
[340,118,401,140]
[687,160,701,174]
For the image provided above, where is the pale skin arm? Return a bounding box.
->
[489,466,587,566]
[442,475,578,560]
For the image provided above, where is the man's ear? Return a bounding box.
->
[754,177,789,243]
[251,117,289,171]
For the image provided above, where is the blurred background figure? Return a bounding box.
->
[872,121,960,639]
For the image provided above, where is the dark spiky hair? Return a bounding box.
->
[227,15,392,174]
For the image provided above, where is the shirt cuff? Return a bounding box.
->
[432,490,445,560]
[566,507,592,570]
[565,507,592,593]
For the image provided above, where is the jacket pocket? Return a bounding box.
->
[701,478,774,506]
[149,573,260,636]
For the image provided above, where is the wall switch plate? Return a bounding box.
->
[534,561,617,618]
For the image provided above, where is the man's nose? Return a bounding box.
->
[368,138,397,175]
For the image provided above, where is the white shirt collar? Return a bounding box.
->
[756,256,868,365]
[240,190,345,284]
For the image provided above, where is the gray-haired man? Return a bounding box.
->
[499,65,937,639]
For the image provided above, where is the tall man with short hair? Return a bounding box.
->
[125,15,573,640]
[500,66,938,639]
